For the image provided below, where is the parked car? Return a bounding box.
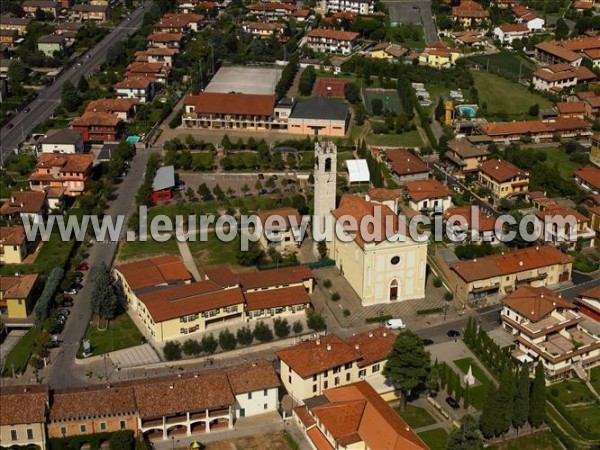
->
[384,319,406,330]
[59,309,70,316]
[76,262,89,271]
[62,300,73,307]
[50,336,61,348]
[446,396,460,410]
[447,330,461,338]
[64,288,78,295]
[258,174,264,180]
[271,174,278,180]
[422,338,434,346]
[50,324,63,335]
[6,123,13,130]
[74,271,84,278]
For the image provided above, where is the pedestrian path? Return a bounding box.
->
[109,343,160,368]
[176,226,203,281]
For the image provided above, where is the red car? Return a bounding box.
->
[76,262,89,271]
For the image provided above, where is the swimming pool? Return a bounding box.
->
[126,136,141,143]
[457,106,476,117]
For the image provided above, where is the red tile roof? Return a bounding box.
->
[405,179,453,202]
[382,147,430,177]
[248,2,295,11]
[478,158,527,182]
[184,92,275,116]
[71,112,121,127]
[0,190,46,215]
[0,274,39,299]
[502,286,574,322]
[345,328,396,368]
[451,245,572,282]
[115,76,154,90]
[0,385,48,425]
[452,0,489,18]
[34,153,95,173]
[443,206,496,232]
[85,98,140,114]
[499,23,529,33]
[115,254,191,291]
[534,205,588,224]
[535,41,582,63]
[148,32,184,42]
[307,28,359,41]
[556,101,587,114]
[49,385,137,421]
[575,166,600,190]
[225,359,280,394]
[258,206,301,231]
[237,265,313,290]
[244,285,310,311]
[0,225,26,246]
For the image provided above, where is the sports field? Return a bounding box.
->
[364,89,403,115]
[314,78,350,97]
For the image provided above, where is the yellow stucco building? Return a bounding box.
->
[0,274,39,319]
[0,385,48,450]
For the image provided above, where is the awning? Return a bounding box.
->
[345,159,370,183]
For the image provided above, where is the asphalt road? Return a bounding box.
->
[383,0,438,45]
[48,148,150,389]
[0,0,153,162]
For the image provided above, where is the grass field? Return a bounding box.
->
[467,52,536,81]
[364,89,403,115]
[117,239,179,262]
[471,71,552,116]
[367,129,423,147]
[189,232,242,268]
[78,313,144,358]
[2,327,41,376]
[417,428,448,450]
[549,379,596,405]
[453,357,492,410]
[396,405,437,428]
[487,430,563,450]
[563,404,600,439]
[529,147,584,180]
[591,366,600,394]
[337,151,356,171]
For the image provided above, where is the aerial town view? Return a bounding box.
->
[1,0,600,448]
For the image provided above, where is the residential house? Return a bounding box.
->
[0,225,31,264]
[277,329,396,401]
[444,206,499,245]
[241,22,286,40]
[452,0,489,29]
[534,205,595,250]
[37,35,65,57]
[501,286,600,382]
[404,179,453,215]
[22,1,59,17]
[225,360,280,419]
[331,195,428,306]
[479,118,591,141]
[512,5,545,30]
[576,286,600,322]
[494,23,530,45]
[305,29,359,55]
[478,158,529,200]
[85,98,140,122]
[592,135,600,162]
[584,48,600,68]
[294,381,428,450]
[0,385,48,450]
[126,62,170,85]
[155,13,204,33]
[381,147,430,183]
[0,190,47,224]
[452,30,485,47]
[534,37,600,67]
[450,245,573,303]
[115,77,155,104]
[533,64,596,92]
[39,129,84,154]
[147,32,184,49]
[555,101,587,119]
[246,2,296,21]
[369,42,408,59]
[71,112,123,142]
[135,47,179,67]
[0,29,18,46]
[445,138,489,175]
[72,3,111,21]
[258,207,302,251]
[0,274,39,318]
[47,386,138,438]
[322,0,375,14]
[574,166,600,194]
[492,0,517,9]
[0,15,31,35]
[419,42,463,68]
[29,153,95,196]
[287,96,350,137]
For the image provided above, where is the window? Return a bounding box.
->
[248,392,253,400]
[333,366,341,374]
[358,369,366,378]
[120,421,126,430]
[334,377,340,386]
[27,429,34,440]
[60,427,67,437]
[324,370,328,378]
[313,374,317,381]
[264,404,268,410]
[11,430,18,441]
[312,384,317,393]
[288,375,292,384]
[391,256,400,265]
[372,364,380,373]
[80,424,87,433]
[346,373,351,382]
[324,381,328,389]
[100,423,107,431]
[264,389,268,396]
[344,362,352,370]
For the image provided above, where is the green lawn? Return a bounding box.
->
[528,147,584,180]
[190,152,214,171]
[188,231,242,268]
[467,52,536,81]
[367,129,423,147]
[417,428,448,450]
[396,405,437,428]
[337,151,356,171]
[591,366,600,394]
[453,357,492,410]
[487,430,563,450]
[563,404,600,439]
[117,239,179,262]
[471,71,552,117]
[78,313,144,358]
[549,379,596,405]
[2,326,41,376]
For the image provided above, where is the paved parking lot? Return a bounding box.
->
[383,0,438,44]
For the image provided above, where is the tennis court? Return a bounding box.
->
[364,89,403,115]
[314,78,350,97]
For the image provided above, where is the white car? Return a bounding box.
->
[384,319,406,330]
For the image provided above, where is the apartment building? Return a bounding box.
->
[71,112,123,143]
[28,153,95,196]
[321,0,375,14]
[72,3,111,21]
[574,166,600,194]
[306,29,359,55]
[114,77,155,104]
[147,32,184,49]
[444,206,499,245]
[0,15,31,35]
[534,205,595,250]
[445,138,489,175]
[155,13,204,33]
[246,2,296,21]
[477,158,529,200]
[501,286,600,382]
[451,0,489,29]
[533,64,596,92]
[404,179,453,215]
[241,22,287,40]
[277,329,395,401]
[450,245,573,303]
[135,47,179,67]
[85,98,140,122]
[0,386,48,450]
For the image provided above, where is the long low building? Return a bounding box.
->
[114,256,314,342]
[478,118,591,142]
[450,245,573,303]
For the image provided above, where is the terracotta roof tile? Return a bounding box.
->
[479,158,527,182]
[556,101,587,114]
[381,148,429,177]
[345,328,395,368]
[71,112,122,127]
[535,41,582,62]
[443,206,496,232]
[499,23,529,33]
[203,266,239,287]
[0,190,46,215]
[49,386,137,421]
[307,28,359,41]
[259,207,301,231]
[148,32,184,42]
[534,205,588,223]
[237,265,313,290]
[85,98,140,114]
[184,92,275,116]
[0,274,39,299]
[575,166,600,190]
[225,359,280,394]
[115,254,191,291]
[34,153,94,173]
[405,179,453,202]
[502,286,574,322]
[244,285,310,311]
[115,76,154,90]
[0,225,27,246]
[0,385,47,425]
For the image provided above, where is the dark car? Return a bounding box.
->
[24,107,31,113]
[62,300,73,307]
[422,338,434,346]
[258,174,265,180]
[50,324,63,335]
[447,330,461,338]
[446,396,460,410]
[6,123,14,130]
[271,174,278,180]
[74,271,84,278]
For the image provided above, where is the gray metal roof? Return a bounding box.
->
[40,129,82,145]
[152,165,176,192]
[289,97,349,121]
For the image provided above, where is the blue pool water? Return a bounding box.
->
[126,136,141,143]
[458,106,476,117]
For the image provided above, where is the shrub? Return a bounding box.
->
[236,326,254,346]
[110,430,135,450]
[343,309,351,317]
[292,321,303,334]
[218,329,237,351]
[163,341,182,361]
[444,292,454,301]
[307,312,326,332]
[323,279,332,289]
[253,321,274,342]
[365,314,393,324]
[201,333,218,354]
[433,278,443,288]
[274,318,291,338]
[182,339,202,356]
[35,267,64,322]
[330,292,341,301]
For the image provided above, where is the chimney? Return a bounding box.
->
[10,196,15,203]
[316,339,321,345]
[170,384,174,389]
[23,387,28,393]
[252,362,257,367]
[355,344,360,350]
[519,261,524,266]
[540,294,544,298]
[327,344,332,351]
[473,258,477,263]
[369,332,373,338]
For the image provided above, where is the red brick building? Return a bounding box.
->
[71,112,123,143]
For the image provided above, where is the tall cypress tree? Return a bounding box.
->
[513,363,530,433]
[529,363,546,428]
[480,384,500,439]
[496,366,516,436]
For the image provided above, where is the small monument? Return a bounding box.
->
[82,339,92,358]
[464,364,475,386]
